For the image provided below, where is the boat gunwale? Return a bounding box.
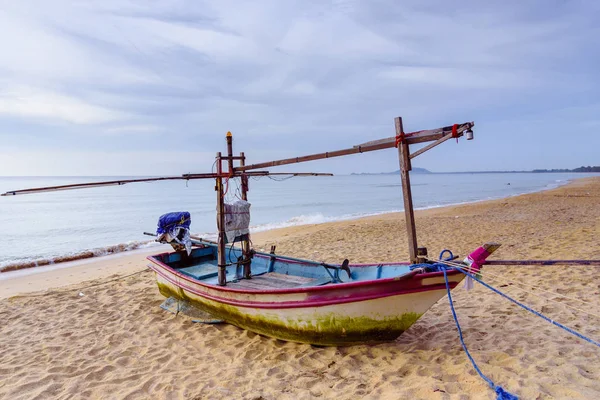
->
[146,248,462,296]
[149,260,460,309]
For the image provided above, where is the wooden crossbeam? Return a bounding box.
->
[236,122,474,172]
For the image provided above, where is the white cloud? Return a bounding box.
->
[278,13,403,59]
[0,86,128,124]
[0,8,157,85]
[377,66,540,89]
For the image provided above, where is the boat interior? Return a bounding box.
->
[149,244,415,289]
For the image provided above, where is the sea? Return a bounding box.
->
[0,173,597,270]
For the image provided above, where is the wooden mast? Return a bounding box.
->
[239,151,252,279]
[395,117,418,263]
[215,151,227,286]
[225,133,253,279]
[239,152,248,200]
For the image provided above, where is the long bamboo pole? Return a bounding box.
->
[2,172,332,196]
[484,260,600,266]
[395,117,418,263]
[1,176,208,196]
[215,151,227,286]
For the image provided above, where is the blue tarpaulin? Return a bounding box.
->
[157,212,191,234]
[156,212,192,254]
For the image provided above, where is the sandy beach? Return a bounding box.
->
[1,177,599,399]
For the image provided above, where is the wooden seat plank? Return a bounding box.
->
[227,272,318,290]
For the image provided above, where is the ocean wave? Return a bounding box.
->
[249,210,403,233]
[0,240,162,273]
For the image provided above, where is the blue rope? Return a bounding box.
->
[409,262,447,272]
[439,249,454,261]
[409,251,456,273]
[442,269,518,400]
[454,267,600,349]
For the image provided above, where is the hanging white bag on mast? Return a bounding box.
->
[223,200,251,243]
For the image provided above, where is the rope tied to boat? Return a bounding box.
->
[445,259,600,320]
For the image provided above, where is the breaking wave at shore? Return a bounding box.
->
[0,241,162,273]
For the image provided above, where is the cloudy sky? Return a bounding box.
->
[0,0,598,175]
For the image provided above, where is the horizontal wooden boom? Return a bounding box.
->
[236,122,474,172]
[1,176,191,196]
[2,171,332,196]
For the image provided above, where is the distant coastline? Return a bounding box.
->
[351,165,600,175]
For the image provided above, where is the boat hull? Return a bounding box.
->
[148,254,465,346]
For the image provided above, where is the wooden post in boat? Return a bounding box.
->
[395,117,418,263]
[226,132,234,174]
[239,151,252,279]
[240,152,248,201]
[215,151,227,286]
[416,247,428,264]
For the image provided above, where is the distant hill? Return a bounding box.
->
[532,166,600,173]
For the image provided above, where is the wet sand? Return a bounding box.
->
[1,177,599,399]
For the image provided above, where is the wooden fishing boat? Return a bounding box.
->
[147,240,495,346]
[142,121,482,345]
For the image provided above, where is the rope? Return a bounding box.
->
[428,257,600,320]
[394,128,425,147]
[478,266,597,308]
[223,177,230,196]
[8,269,149,299]
[458,266,600,348]
[394,132,405,147]
[481,273,600,320]
[437,259,600,348]
[77,269,147,291]
[233,177,242,200]
[267,175,294,182]
[442,269,518,399]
